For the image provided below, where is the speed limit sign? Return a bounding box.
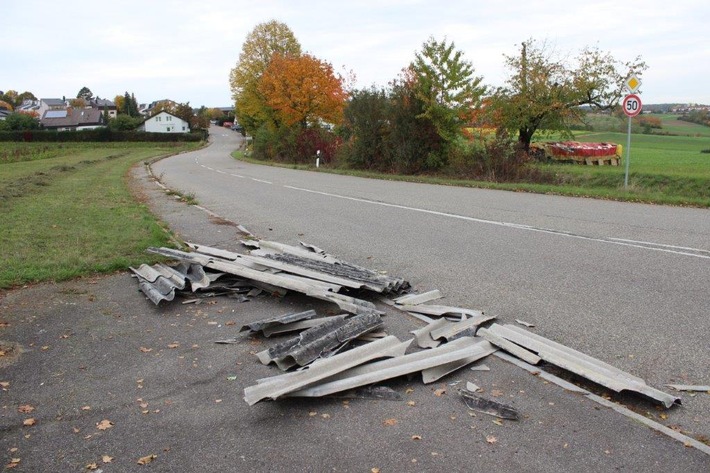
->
[622,94,642,117]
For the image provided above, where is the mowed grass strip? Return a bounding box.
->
[0,143,197,288]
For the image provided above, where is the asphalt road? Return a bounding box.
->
[154,126,709,466]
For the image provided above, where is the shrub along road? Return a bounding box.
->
[0,127,708,471]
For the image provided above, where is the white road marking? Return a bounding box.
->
[191,157,708,260]
[284,185,709,260]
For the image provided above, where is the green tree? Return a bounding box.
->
[107,114,142,131]
[229,20,302,133]
[77,86,94,101]
[341,86,391,170]
[0,112,40,131]
[411,37,486,149]
[491,39,647,152]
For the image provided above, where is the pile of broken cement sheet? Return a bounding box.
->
[241,290,680,411]
[130,239,408,312]
[130,239,680,411]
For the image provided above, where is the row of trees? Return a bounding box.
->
[229,21,647,180]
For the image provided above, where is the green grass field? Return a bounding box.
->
[0,142,198,289]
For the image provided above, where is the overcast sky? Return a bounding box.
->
[2,0,708,107]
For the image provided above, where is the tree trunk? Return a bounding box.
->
[518,128,533,153]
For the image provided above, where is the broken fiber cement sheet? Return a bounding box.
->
[244,335,410,405]
[286,337,496,398]
[487,324,680,408]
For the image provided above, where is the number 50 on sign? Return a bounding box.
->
[622,94,642,117]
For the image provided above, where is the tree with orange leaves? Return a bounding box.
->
[258,53,347,129]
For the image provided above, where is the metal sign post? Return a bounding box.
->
[622,93,642,189]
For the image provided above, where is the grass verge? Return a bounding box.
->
[0,142,199,289]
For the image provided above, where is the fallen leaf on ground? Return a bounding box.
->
[486,435,497,444]
[405,388,414,394]
[102,455,114,463]
[18,405,34,413]
[490,389,503,397]
[139,347,152,353]
[9,448,18,453]
[167,343,179,349]
[85,463,98,470]
[0,381,9,390]
[225,321,236,326]
[493,419,503,426]
[371,468,380,473]
[73,427,81,433]
[321,413,331,419]
[412,435,422,440]
[81,406,91,411]
[383,418,398,426]
[433,388,446,397]
[407,401,416,407]
[96,419,114,430]
[137,454,157,465]
[23,418,36,427]
[7,458,20,469]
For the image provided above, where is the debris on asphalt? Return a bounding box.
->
[469,363,490,372]
[466,382,481,392]
[255,312,384,370]
[239,310,318,335]
[486,324,681,408]
[459,387,520,420]
[131,240,683,413]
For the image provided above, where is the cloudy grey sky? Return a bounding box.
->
[2,0,708,107]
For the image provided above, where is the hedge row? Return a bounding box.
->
[0,129,207,142]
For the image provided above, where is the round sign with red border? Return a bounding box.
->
[622,94,642,117]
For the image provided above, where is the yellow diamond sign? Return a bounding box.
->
[625,75,641,93]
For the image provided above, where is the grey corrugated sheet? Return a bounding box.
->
[244,335,410,405]
[400,304,484,319]
[429,314,496,341]
[256,312,383,370]
[410,318,449,349]
[287,337,495,398]
[239,310,318,334]
[489,324,680,407]
[393,289,443,306]
[478,325,542,365]
[131,263,187,305]
[262,316,347,338]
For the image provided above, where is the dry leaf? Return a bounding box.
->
[383,418,398,426]
[371,469,380,473]
[493,419,503,426]
[0,381,9,390]
[137,454,157,465]
[102,455,113,463]
[7,458,21,469]
[139,347,152,353]
[405,388,414,394]
[86,463,98,470]
[659,413,668,420]
[81,406,91,411]
[167,343,179,349]
[96,419,114,430]
[225,321,236,326]
[73,427,81,433]
[412,435,422,440]
[308,411,317,417]
[321,413,331,419]
[9,448,18,453]
[18,405,35,413]
[433,388,446,397]
[407,401,416,407]
[486,435,497,444]
[23,418,36,427]
[139,403,148,409]
[491,389,503,397]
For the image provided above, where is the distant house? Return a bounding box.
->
[40,108,104,131]
[90,98,117,119]
[0,109,11,120]
[138,111,190,133]
[37,98,67,118]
